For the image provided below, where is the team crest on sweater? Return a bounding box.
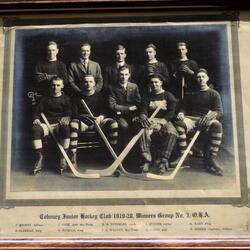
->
[149,100,167,110]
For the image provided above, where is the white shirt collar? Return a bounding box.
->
[148,59,158,64]
[120,82,128,90]
[117,61,125,68]
[80,58,89,65]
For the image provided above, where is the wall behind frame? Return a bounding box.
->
[239,11,250,186]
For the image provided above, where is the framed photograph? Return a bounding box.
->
[0,4,249,249]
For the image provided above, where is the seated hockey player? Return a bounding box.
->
[134,74,178,175]
[69,74,118,166]
[31,76,71,175]
[173,68,224,176]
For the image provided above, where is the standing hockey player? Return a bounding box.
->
[138,44,170,97]
[169,42,199,99]
[35,41,68,97]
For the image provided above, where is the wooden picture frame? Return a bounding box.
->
[0,2,250,249]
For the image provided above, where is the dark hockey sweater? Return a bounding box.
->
[72,92,107,118]
[140,91,177,121]
[33,93,71,124]
[179,88,223,119]
[35,60,68,95]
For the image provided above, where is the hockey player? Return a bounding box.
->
[69,74,118,166]
[174,68,223,176]
[169,42,199,99]
[134,74,178,174]
[138,44,170,97]
[35,41,68,97]
[31,77,71,175]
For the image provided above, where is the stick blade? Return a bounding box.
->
[74,172,100,179]
[85,168,113,176]
[146,172,175,180]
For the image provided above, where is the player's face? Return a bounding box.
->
[149,77,163,93]
[196,72,209,88]
[145,47,156,61]
[47,44,59,61]
[116,49,126,62]
[51,80,64,95]
[80,45,91,60]
[83,76,95,92]
[119,69,130,84]
[177,45,188,59]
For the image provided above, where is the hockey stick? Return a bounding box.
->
[80,99,125,171]
[146,129,200,180]
[41,113,100,179]
[145,111,212,180]
[181,76,185,100]
[85,104,163,176]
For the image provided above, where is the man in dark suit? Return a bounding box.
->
[104,45,135,88]
[68,42,103,94]
[108,66,141,150]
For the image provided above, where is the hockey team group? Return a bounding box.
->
[31,40,224,179]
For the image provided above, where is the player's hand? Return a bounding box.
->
[46,74,57,82]
[206,111,217,121]
[153,123,161,132]
[179,64,194,75]
[177,112,185,120]
[133,114,151,129]
[95,115,104,125]
[197,116,209,131]
[33,119,41,125]
[36,73,47,82]
[60,117,70,126]
[129,105,137,111]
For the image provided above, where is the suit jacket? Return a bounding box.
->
[108,82,141,115]
[68,59,103,93]
[104,63,135,87]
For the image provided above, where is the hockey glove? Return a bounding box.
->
[133,114,151,129]
[60,117,70,126]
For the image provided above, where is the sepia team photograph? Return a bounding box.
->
[2,21,246,204]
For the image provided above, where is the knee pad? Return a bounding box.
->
[174,120,187,132]
[59,125,70,138]
[209,120,223,133]
[32,125,43,140]
[118,121,129,131]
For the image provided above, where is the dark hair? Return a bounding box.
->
[83,74,95,81]
[148,73,164,83]
[119,65,130,72]
[197,68,209,76]
[47,41,58,48]
[80,42,91,49]
[146,43,157,51]
[116,44,126,51]
[177,42,187,48]
[51,76,63,84]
